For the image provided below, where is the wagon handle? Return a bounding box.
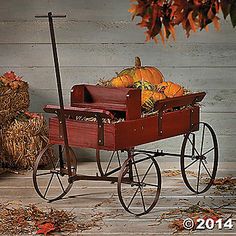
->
[35,12,73,176]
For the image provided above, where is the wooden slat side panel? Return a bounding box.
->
[155,92,205,111]
[160,106,199,137]
[49,107,199,150]
[126,89,141,120]
[114,107,199,149]
[85,85,132,104]
[114,116,158,150]
[49,117,116,150]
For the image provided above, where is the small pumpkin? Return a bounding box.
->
[141,90,155,110]
[118,57,164,86]
[152,91,166,101]
[141,90,166,111]
[133,80,155,90]
[164,82,184,98]
[157,81,184,98]
[110,74,133,88]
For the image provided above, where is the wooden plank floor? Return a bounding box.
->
[0,161,235,235]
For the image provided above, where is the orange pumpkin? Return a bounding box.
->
[141,90,166,111]
[141,90,155,110]
[110,74,133,88]
[157,81,173,91]
[152,91,166,101]
[118,57,164,86]
[141,90,153,105]
[157,81,184,98]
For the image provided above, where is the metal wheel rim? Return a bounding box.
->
[33,144,77,201]
[118,152,161,216]
[181,122,218,194]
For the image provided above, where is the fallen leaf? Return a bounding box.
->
[36,223,55,236]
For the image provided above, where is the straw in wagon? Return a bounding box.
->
[1,112,51,169]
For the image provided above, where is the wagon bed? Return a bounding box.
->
[46,84,205,151]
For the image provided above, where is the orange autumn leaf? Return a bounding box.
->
[188,11,197,32]
[36,223,55,236]
[129,0,234,43]
[212,16,221,31]
[159,28,165,45]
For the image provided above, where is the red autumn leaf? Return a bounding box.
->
[36,223,55,236]
[151,3,158,30]
[3,71,16,80]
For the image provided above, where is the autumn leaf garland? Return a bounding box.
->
[129,0,236,43]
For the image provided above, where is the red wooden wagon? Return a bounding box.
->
[33,13,218,216]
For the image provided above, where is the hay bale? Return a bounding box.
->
[1,114,50,169]
[0,72,29,127]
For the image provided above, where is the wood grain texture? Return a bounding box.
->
[0,44,236,67]
[0,20,235,44]
[0,67,235,90]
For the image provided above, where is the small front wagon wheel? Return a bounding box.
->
[33,144,77,202]
[181,122,218,194]
[118,151,161,216]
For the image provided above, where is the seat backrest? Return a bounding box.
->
[71,84,141,120]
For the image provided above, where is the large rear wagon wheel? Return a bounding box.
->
[181,122,218,194]
[33,144,77,202]
[118,150,161,216]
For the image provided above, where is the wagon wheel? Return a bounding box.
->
[118,150,161,216]
[33,144,77,202]
[96,149,123,177]
[181,122,218,194]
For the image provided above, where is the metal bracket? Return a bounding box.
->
[158,104,167,136]
[158,110,163,136]
[59,119,64,140]
[190,106,195,130]
[96,114,104,146]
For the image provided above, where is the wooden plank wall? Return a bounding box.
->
[0,0,235,161]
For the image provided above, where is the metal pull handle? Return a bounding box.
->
[35,12,66,18]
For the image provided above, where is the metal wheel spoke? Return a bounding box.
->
[196,160,202,193]
[184,159,198,170]
[56,173,65,192]
[43,173,54,198]
[200,124,206,155]
[133,159,146,211]
[203,147,215,156]
[133,160,141,185]
[140,162,154,184]
[105,151,115,175]
[117,151,121,167]
[127,186,140,209]
[202,161,213,179]
[187,137,200,156]
[140,189,146,212]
